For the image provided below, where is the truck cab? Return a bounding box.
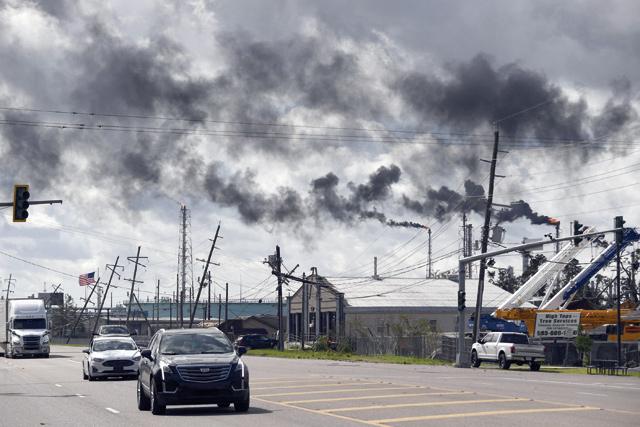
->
[2,299,50,358]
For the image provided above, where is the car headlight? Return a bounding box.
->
[42,335,50,344]
[133,354,141,361]
[235,358,245,378]
[92,357,104,363]
[11,335,20,345]
[159,360,172,381]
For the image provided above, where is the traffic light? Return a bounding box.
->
[12,184,30,222]
[615,216,625,245]
[457,290,466,311]
[572,220,584,245]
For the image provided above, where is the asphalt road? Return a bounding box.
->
[0,345,638,426]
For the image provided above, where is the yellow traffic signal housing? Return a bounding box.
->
[13,184,30,222]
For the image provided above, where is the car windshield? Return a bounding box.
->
[93,340,137,352]
[160,333,233,355]
[13,319,46,329]
[101,326,129,335]
[502,334,529,344]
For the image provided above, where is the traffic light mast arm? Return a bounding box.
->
[0,200,63,207]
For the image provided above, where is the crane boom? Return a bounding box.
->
[541,228,640,309]
[493,227,595,314]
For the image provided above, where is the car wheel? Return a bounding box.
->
[137,379,150,410]
[150,380,166,415]
[217,402,231,408]
[234,392,250,412]
[83,367,88,380]
[529,361,541,372]
[498,353,511,370]
[471,350,481,368]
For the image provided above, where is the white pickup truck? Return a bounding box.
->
[471,332,545,371]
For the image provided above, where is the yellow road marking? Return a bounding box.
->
[369,406,598,424]
[323,397,526,413]
[253,396,381,427]
[285,391,472,404]
[253,381,378,391]
[254,386,422,398]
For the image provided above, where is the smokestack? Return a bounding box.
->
[373,257,381,280]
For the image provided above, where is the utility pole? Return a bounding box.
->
[91,257,122,336]
[189,224,221,328]
[301,272,307,350]
[5,274,15,302]
[207,271,212,320]
[169,292,173,329]
[276,246,284,350]
[615,216,624,366]
[315,268,321,340]
[224,283,229,328]
[156,279,160,330]
[218,293,222,328]
[125,246,148,330]
[472,128,502,343]
[427,228,432,279]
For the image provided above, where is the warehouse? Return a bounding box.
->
[287,269,518,339]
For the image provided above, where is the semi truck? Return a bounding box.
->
[1,298,50,358]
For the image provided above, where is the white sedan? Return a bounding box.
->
[82,336,141,381]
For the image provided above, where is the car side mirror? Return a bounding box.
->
[82,349,90,354]
[140,349,152,360]
[478,339,485,344]
[237,346,247,357]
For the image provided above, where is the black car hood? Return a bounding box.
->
[161,352,238,366]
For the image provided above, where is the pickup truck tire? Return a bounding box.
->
[471,350,481,368]
[529,361,541,372]
[498,353,511,370]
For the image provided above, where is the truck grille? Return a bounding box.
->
[103,359,134,368]
[22,335,40,350]
[176,365,231,383]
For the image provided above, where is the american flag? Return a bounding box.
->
[79,272,96,286]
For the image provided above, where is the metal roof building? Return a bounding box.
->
[288,273,525,339]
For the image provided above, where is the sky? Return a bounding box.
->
[0,0,639,307]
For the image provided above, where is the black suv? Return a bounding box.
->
[137,328,249,415]
[235,334,277,349]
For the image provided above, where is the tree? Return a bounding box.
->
[489,268,519,293]
[50,295,78,337]
[575,327,593,366]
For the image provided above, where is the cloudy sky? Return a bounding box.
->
[0,0,639,307]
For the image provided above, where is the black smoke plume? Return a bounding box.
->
[387,220,428,229]
[495,201,555,225]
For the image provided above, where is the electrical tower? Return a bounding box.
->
[178,205,195,327]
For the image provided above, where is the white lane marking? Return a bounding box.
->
[67,359,81,364]
[105,408,120,414]
[578,392,608,397]
[55,384,62,387]
[75,393,85,398]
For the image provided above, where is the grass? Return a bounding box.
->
[247,349,640,376]
[245,348,448,366]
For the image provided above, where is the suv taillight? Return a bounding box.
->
[511,345,516,354]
